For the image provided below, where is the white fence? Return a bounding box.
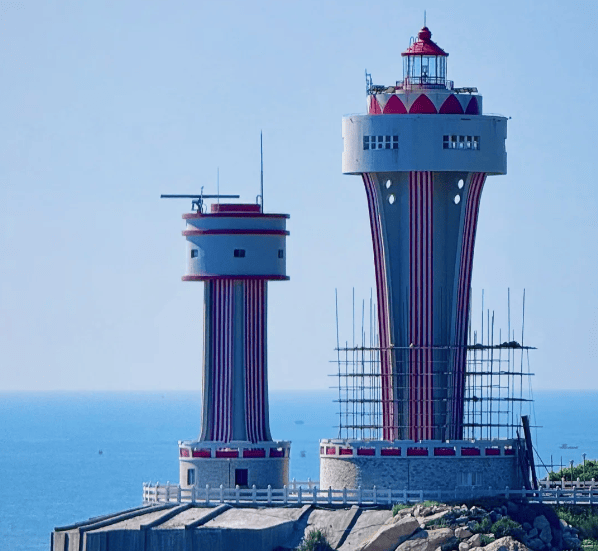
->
[142,483,598,507]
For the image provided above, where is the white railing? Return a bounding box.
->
[142,483,598,507]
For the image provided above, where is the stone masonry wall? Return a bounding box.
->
[320,456,521,491]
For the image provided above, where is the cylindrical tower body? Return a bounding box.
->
[177,202,290,489]
[342,27,507,441]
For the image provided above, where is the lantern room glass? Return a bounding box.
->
[403,55,446,87]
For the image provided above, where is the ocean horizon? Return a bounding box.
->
[1,389,597,551]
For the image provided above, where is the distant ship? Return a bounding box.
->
[559,444,578,450]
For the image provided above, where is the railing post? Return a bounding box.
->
[312,486,317,504]
[283,485,288,505]
[252,484,257,504]
[328,487,332,505]
[343,487,347,505]
[298,486,302,505]
[556,488,560,505]
[268,485,272,505]
[591,489,594,506]
[505,486,510,499]
[205,484,210,505]
[235,485,240,505]
[539,489,543,503]
[219,484,224,503]
[292,478,296,490]
[307,477,312,489]
[419,489,423,502]
[358,486,363,505]
[155,482,160,503]
[403,488,407,504]
[373,486,378,505]
[177,485,182,503]
[573,487,577,505]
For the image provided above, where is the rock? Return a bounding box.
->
[533,516,550,532]
[424,510,452,527]
[527,537,544,551]
[441,536,460,551]
[523,523,533,532]
[468,534,482,548]
[528,529,538,538]
[539,526,552,545]
[456,517,469,524]
[427,528,456,549]
[459,543,470,551]
[483,536,530,551]
[562,536,581,550]
[470,507,487,517]
[356,514,420,551]
[559,519,569,530]
[455,527,473,539]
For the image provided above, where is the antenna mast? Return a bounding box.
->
[260,131,264,212]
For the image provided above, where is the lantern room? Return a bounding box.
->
[402,27,448,88]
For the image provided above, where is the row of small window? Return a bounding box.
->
[190,249,284,259]
[443,135,480,150]
[363,135,399,150]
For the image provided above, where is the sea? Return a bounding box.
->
[1,390,597,551]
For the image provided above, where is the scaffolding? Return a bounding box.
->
[333,289,535,441]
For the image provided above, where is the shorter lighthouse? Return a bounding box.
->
[176,199,290,489]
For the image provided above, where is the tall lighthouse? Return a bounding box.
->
[175,199,290,489]
[342,26,507,442]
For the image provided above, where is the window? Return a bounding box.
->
[278,249,284,259]
[235,468,248,487]
[443,135,480,150]
[187,468,195,486]
[234,249,246,258]
[363,135,399,150]
[460,471,481,486]
[191,249,198,258]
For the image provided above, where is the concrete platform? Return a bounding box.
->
[51,503,392,551]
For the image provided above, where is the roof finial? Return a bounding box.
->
[424,10,426,27]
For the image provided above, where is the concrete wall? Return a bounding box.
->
[179,457,289,489]
[320,456,521,492]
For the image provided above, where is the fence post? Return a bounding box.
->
[166,482,171,502]
[343,487,347,505]
[308,477,312,489]
[505,486,510,500]
[358,486,363,505]
[283,485,288,505]
[192,485,196,505]
[373,486,378,505]
[205,484,210,505]
[155,483,160,503]
[556,488,560,505]
[312,486,317,505]
[267,485,271,505]
[292,478,296,490]
[403,488,407,504]
[573,487,577,505]
[236,485,240,505]
[298,486,302,505]
[419,490,423,503]
[328,487,332,505]
[252,485,257,505]
[539,489,543,504]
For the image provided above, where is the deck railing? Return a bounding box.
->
[142,483,598,507]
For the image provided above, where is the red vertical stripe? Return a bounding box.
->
[362,174,396,440]
[409,171,434,441]
[452,173,486,439]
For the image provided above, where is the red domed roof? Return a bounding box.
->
[402,27,448,57]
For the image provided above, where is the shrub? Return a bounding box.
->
[296,529,333,551]
[480,535,496,546]
[491,517,525,539]
[471,517,492,534]
[554,506,598,541]
[392,503,411,516]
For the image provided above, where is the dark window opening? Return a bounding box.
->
[234,249,246,258]
[187,468,195,485]
[235,468,248,487]
[191,249,198,258]
[278,249,284,259]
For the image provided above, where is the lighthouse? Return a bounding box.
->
[175,199,290,489]
[320,26,524,492]
[342,26,506,442]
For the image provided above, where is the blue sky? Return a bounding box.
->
[1,0,597,391]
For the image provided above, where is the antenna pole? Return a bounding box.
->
[260,131,264,212]
[424,10,426,26]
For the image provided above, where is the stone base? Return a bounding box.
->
[319,439,524,493]
[178,440,290,489]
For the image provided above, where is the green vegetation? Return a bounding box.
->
[554,506,598,541]
[470,517,492,534]
[296,529,333,551]
[392,503,412,515]
[480,534,496,546]
[549,460,598,482]
[490,517,525,539]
